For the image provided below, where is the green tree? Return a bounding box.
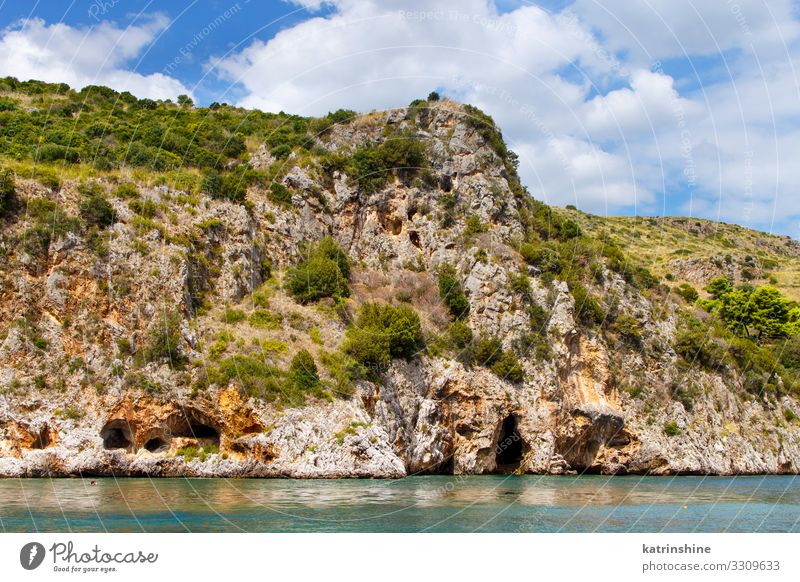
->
[719,287,754,337]
[749,286,789,339]
[706,276,733,299]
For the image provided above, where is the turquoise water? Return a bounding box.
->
[0,475,798,532]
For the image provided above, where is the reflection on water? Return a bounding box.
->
[0,475,798,532]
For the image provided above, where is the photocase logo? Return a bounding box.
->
[20,542,46,570]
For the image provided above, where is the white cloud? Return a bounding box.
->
[571,0,800,63]
[0,16,192,100]
[582,69,703,139]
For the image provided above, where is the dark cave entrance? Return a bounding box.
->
[144,437,169,453]
[495,415,523,472]
[170,412,221,446]
[100,420,133,451]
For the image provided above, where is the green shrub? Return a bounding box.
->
[115,182,140,199]
[676,283,699,303]
[285,237,350,303]
[144,314,185,366]
[319,350,361,396]
[248,309,283,329]
[464,215,488,237]
[448,320,473,349]
[268,183,292,206]
[490,350,525,382]
[289,349,321,391]
[509,272,531,295]
[352,134,428,193]
[674,318,725,370]
[79,195,115,228]
[612,314,643,346]
[571,283,605,327]
[343,303,424,366]
[517,199,581,242]
[472,336,503,367]
[0,167,15,217]
[437,264,470,320]
[34,171,61,192]
[211,353,285,401]
[520,243,561,274]
[469,335,524,381]
[663,420,682,437]
[221,307,246,324]
[706,276,733,299]
[201,170,246,203]
[128,199,158,218]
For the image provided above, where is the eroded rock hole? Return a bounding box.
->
[495,415,523,472]
[101,421,133,450]
[144,437,168,453]
[173,422,220,445]
[31,428,51,449]
[409,230,421,248]
[387,217,403,235]
[439,175,453,192]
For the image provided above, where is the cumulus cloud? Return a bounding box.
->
[0,16,192,100]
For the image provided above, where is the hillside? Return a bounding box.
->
[573,212,800,301]
[1,80,800,477]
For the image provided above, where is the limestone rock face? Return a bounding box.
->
[2,100,800,477]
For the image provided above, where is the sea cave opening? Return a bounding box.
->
[100,420,133,451]
[495,415,523,472]
[172,419,220,445]
[144,437,169,453]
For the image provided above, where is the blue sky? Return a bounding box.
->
[1,0,799,237]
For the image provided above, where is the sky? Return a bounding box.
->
[0,1,798,237]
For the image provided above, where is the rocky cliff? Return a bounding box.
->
[2,97,800,478]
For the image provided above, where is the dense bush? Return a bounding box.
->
[211,353,286,402]
[351,133,428,193]
[520,243,561,273]
[0,167,15,217]
[470,336,524,382]
[143,314,186,367]
[676,283,699,303]
[289,349,321,391]
[517,199,581,242]
[612,314,643,346]
[437,264,470,320]
[570,282,605,327]
[343,302,424,366]
[268,183,292,206]
[201,170,246,203]
[674,318,725,370]
[79,195,115,228]
[285,237,351,303]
